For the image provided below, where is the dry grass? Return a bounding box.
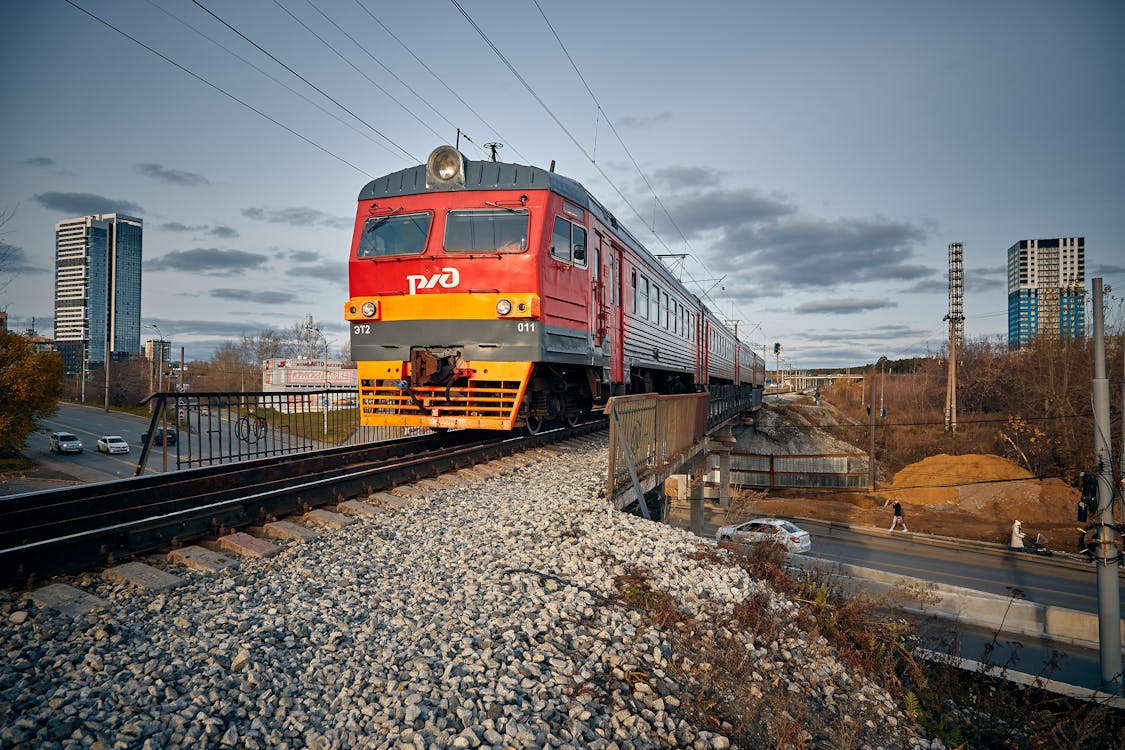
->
[610,540,1125,749]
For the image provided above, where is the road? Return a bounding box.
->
[28,402,167,485]
[802,522,1123,620]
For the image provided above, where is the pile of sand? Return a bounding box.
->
[878,453,1077,524]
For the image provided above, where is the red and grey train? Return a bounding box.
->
[344,145,764,432]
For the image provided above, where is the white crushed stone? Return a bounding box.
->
[0,434,924,749]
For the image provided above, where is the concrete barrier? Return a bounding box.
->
[786,554,1125,652]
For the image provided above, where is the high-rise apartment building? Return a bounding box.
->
[54,213,143,373]
[1007,237,1085,349]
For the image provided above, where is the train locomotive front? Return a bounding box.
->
[345,145,593,432]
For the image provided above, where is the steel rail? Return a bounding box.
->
[1,420,605,589]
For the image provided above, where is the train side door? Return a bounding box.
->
[609,240,625,389]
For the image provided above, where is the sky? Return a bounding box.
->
[2,0,1123,370]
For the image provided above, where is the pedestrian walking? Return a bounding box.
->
[1009,519,1026,551]
[889,500,907,531]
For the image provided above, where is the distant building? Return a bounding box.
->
[1006,237,1085,349]
[54,213,142,373]
[262,358,358,412]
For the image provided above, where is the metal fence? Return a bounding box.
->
[604,385,763,516]
[136,390,423,475]
[714,452,870,490]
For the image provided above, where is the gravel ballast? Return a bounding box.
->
[1,436,930,749]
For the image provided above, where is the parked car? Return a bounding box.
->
[142,427,178,446]
[48,432,83,454]
[715,517,812,553]
[96,435,130,454]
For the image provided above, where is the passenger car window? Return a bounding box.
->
[358,212,432,257]
[445,209,528,252]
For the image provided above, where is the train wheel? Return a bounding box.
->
[565,409,580,427]
[526,415,546,435]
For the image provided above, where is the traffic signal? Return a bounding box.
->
[1079,472,1097,520]
[774,342,781,355]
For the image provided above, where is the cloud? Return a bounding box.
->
[147,248,268,274]
[665,188,797,237]
[242,206,351,230]
[22,156,55,168]
[705,214,930,290]
[651,166,726,191]
[616,112,672,130]
[136,163,210,187]
[0,243,48,275]
[290,262,345,283]
[1089,262,1125,278]
[286,250,321,263]
[209,225,239,238]
[34,192,144,216]
[210,288,297,305]
[158,222,240,239]
[794,298,898,315]
[899,277,947,295]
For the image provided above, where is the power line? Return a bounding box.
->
[190,0,417,163]
[62,0,374,177]
[351,0,525,162]
[272,0,446,145]
[453,0,739,321]
[303,0,484,158]
[143,0,403,160]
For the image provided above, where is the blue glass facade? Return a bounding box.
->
[1006,237,1085,349]
[53,214,142,368]
[111,220,143,357]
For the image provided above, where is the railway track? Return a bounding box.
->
[1,420,605,589]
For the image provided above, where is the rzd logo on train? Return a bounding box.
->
[406,268,460,295]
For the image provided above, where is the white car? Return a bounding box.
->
[715,517,812,553]
[96,435,130,454]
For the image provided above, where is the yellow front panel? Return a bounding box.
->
[357,360,533,430]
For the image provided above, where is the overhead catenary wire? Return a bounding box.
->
[61,0,375,178]
[272,0,447,146]
[190,0,418,164]
[142,0,403,160]
[351,0,526,163]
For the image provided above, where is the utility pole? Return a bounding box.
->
[944,242,964,433]
[1090,278,1121,694]
[868,365,877,491]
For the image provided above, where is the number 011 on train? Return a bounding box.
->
[344,145,764,433]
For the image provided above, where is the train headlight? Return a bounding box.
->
[426,145,466,188]
[496,299,513,316]
[360,301,377,318]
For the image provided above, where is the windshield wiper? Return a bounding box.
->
[483,201,523,214]
[366,206,404,230]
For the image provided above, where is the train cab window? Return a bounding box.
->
[573,226,587,267]
[631,270,637,314]
[550,216,588,267]
[358,212,432,257]
[445,209,528,253]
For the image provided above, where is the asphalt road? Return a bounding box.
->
[29,402,167,484]
[803,523,1123,620]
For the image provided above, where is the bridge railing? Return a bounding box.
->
[605,392,709,518]
[136,390,419,475]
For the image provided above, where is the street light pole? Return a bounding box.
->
[149,324,165,395]
[306,323,329,437]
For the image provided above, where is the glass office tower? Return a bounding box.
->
[54,213,143,373]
